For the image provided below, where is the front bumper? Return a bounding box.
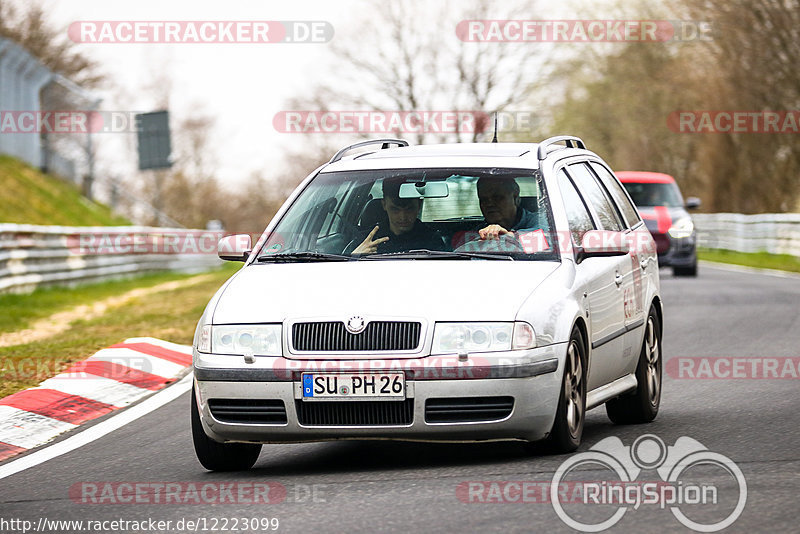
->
[193,344,566,444]
[654,232,697,268]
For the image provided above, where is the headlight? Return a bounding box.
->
[199,324,282,356]
[431,322,536,354]
[668,217,694,238]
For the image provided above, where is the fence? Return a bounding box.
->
[693,213,800,257]
[0,224,224,294]
[0,37,96,175]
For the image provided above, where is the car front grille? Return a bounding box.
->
[208,399,287,424]
[425,396,514,423]
[292,321,421,352]
[295,399,414,426]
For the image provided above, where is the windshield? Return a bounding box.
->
[622,182,684,208]
[254,168,559,261]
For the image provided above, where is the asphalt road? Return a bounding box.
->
[1,263,799,533]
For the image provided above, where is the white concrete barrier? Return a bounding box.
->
[693,213,800,257]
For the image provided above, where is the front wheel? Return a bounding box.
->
[546,326,587,453]
[191,387,262,471]
[606,305,662,424]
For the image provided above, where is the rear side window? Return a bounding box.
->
[566,163,626,232]
[588,162,641,227]
[557,169,595,245]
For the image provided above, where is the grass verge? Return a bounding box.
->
[0,155,130,225]
[0,263,239,398]
[698,248,800,274]
[0,270,217,335]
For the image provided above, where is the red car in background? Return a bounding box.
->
[616,172,700,277]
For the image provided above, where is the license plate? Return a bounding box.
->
[301,373,405,401]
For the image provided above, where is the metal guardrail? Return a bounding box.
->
[0,224,224,294]
[693,213,800,257]
[2,215,797,293]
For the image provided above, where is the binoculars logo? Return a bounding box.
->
[551,434,747,532]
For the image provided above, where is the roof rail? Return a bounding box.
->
[536,136,586,161]
[328,138,409,164]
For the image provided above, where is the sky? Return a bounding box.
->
[20,0,592,193]
[33,0,374,186]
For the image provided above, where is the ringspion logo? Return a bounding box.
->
[550,435,746,532]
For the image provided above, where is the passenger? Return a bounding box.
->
[352,179,446,254]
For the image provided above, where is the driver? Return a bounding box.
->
[352,179,446,255]
[475,176,541,239]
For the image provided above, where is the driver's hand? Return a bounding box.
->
[352,225,389,254]
[479,224,514,240]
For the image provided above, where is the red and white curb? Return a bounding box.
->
[0,337,192,462]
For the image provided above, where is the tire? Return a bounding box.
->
[606,305,662,424]
[191,387,262,471]
[673,261,697,277]
[546,326,587,453]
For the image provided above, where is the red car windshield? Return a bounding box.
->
[622,182,684,208]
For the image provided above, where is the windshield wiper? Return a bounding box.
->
[256,252,352,263]
[363,249,514,261]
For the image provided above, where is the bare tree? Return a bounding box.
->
[289,0,550,145]
[0,1,103,87]
[681,0,800,212]
[540,0,800,213]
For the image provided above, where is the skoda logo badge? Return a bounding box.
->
[346,316,366,334]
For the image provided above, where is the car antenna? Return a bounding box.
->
[491,112,498,143]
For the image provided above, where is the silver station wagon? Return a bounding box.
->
[191,137,663,471]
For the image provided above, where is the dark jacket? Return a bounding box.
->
[510,207,541,231]
[367,220,447,254]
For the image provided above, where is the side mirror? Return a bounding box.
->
[218,234,252,262]
[577,230,629,263]
[685,197,701,210]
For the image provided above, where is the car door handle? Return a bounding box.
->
[614,273,623,287]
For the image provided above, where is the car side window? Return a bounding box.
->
[557,169,595,245]
[567,163,626,232]
[588,162,641,227]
